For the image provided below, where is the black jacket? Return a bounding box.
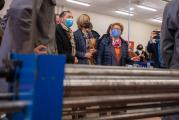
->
[161,0,179,69]
[135,50,148,62]
[56,24,74,63]
[74,29,88,64]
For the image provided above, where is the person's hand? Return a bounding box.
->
[85,52,93,59]
[34,45,48,54]
[89,49,97,54]
[140,55,145,58]
[131,56,140,62]
[74,57,78,64]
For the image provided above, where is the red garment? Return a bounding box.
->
[112,38,121,64]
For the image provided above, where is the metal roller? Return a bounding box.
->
[63,93,179,108]
[90,108,179,120]
[0,101,29,113]
[63,102,179,116]
[65,65,179,77]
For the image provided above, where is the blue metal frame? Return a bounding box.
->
[10,54,66,120]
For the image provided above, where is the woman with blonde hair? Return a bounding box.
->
[74,14,97,64]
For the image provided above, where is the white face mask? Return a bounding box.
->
[138,50,143,55]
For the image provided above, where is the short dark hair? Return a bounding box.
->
[59,11,71,18]
[137,44,143,49]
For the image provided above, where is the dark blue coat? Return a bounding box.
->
[74,29,88,64]
[97,34,131,66]
[161,0,179,69]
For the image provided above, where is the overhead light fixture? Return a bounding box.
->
[115,10,134,16]
[152,18,162,23]
[130,7,134,11]
[137,5,157,12]
[66,0,90,7]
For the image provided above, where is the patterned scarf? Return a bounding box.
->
[61,23,76,56]
[112,38,121,48]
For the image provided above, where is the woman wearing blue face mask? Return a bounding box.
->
[56,11,78,64]
[97,22,133,66]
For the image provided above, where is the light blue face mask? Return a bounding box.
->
[111,29,121,38]
[65,19,73,28]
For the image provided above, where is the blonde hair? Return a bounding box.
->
[77,14,90,29]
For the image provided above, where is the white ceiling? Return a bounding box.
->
[58,0,169,26]
[0,0,169,26]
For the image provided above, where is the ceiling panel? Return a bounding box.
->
[58,0,170,26]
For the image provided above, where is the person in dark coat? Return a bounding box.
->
[147,31,161,68]
[0,0,57,94]
[97,22,134,66]
[0,0,57,66]
[135,44,148,62]
[74,14,97,64]
[161,0,179,119]
[161,0,179,69]
[56,11,78,64]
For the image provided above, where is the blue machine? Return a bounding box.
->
[8,54,66,120]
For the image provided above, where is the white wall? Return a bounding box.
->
[56,7,160,49]
[0,0,12,17]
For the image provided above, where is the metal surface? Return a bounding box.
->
[32,55,65,120]
[64,65,179,97]
[8,54,66,120]
[64,93,179,107]
[0,101,29,113]
[90,108,179,120]
[0,93,14,100]
[65,65,179,77]
[63,102,179,116]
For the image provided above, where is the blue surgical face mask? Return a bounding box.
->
[111,29,121,38]
[65,19,73,28]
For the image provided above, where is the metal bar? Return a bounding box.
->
[63,93,179,107]
[0,93,14,100]
[63,102,179,116]
[66,75,179,80]
[64,79,179,96]
[64,79,179,87]
[65,65,179,77]
[64,90,179,97]
[93,108,179,120]
[0,101,29,113]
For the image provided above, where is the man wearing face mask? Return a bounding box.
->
[97,23,134,66]
[147,31,162,68]
[56,11,78,64]
[135,44,148,62]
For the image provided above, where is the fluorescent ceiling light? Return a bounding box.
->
[115,10,134,16]
[130,7,134,11]
[152,18,162,23]
[66,0,90,7]
[137,5,157,12]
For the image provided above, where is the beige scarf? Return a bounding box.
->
[61,23,76,56]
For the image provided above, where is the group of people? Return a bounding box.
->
[55,11,150,67]
[54,10,165,68]
[0,0,179,119]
